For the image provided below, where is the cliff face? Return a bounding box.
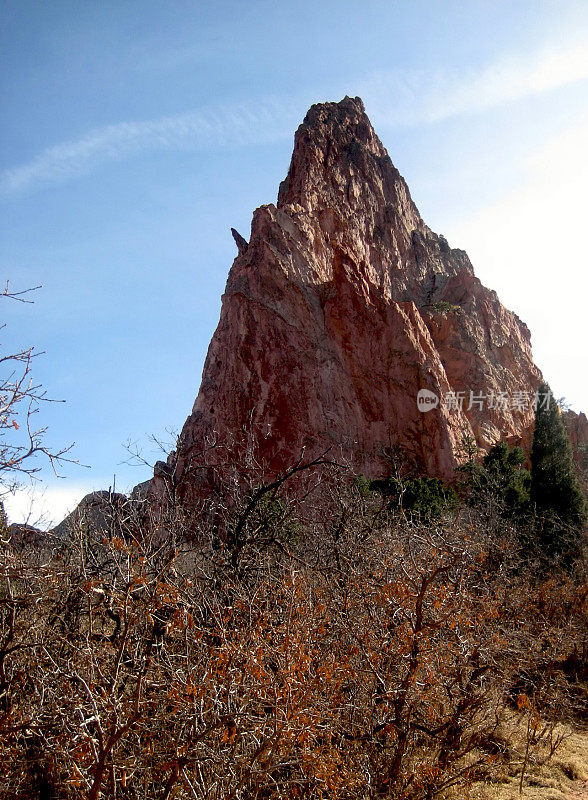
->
[564,410,588,472]
[166,97,542,492]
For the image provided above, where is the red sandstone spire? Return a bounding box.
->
[162,97,542,500]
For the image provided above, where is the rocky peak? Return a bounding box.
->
[154,97,546,501]
[276,96,465,306]
[278,96,403,212]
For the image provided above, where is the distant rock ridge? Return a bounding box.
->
[51,490,130,539]
[157,95,545,499]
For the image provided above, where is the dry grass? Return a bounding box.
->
[452,716,588,800]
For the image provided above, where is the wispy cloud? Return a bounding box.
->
[0,97,299,197]
[3,40,588,198]
[360,40,588,127]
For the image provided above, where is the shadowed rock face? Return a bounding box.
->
[51,491,130,539]
[165,96,543,492]
[564,410,588,472]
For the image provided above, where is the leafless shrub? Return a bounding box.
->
[0,441,585,799]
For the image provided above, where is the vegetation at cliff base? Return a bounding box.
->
[0,431,585,800]
[370,474,458,521]
[531,383,587,557]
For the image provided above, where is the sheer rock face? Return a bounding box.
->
[564,410,588,470]
[167,97,542,491]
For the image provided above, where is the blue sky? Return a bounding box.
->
[2,0,588,526]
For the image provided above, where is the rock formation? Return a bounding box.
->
[161,97,545,496]
[51,490,131,539]
[564,410,588,472]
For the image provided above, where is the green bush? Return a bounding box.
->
[370,475,457,521]
[353,474,373,499]
[531,383,586,557]
[482,441,531,517]
[432,301,458,315]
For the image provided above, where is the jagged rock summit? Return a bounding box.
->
[165,96,542,493]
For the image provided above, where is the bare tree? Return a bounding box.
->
[0,283,77,498]
[0,432,585,799]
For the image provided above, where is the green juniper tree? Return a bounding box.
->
[481,441,531,518]
[457,436,530,523]
[370,474,457,521]
[530,383,586,557]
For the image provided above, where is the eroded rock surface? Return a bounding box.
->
[164,97,543,494]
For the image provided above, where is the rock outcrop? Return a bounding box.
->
[160,97,543,495]
[51,490,130,539]
[564,410,588,472]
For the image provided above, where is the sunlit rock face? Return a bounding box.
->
[164,96,542,495]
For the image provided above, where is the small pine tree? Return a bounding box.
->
[482,441,531,517]
[402,476,457,520]
[531,383,587,555]
[370,475,457,521]
[457,437,530,521]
